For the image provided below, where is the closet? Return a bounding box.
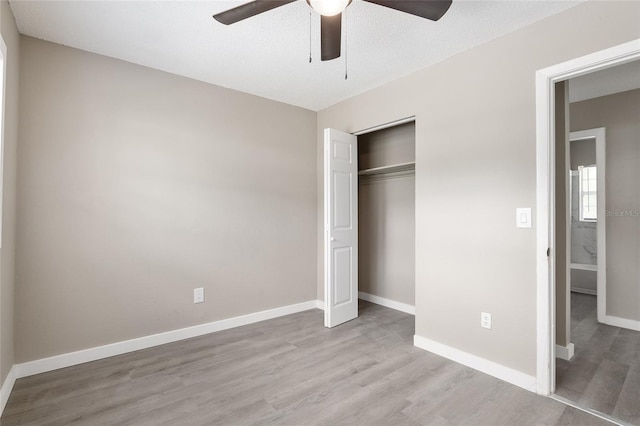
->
[357,121,416,310]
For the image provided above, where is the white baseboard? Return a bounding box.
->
[0,365,16,415]
[358,292,415,315]
[555,343,575,361]
[315,299,325,310]
[15,300,321,379]
[413,335,536,393]
[601,314,640,332]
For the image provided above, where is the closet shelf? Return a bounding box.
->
[358,161,415,176]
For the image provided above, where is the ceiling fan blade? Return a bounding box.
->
[213,0,297,25]
[363,0,452,21]
[321,14,342,61]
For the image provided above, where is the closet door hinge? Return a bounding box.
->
[547,248,550,257]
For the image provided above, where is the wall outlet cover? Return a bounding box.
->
[194,288,205,304]
[481,312,492,329]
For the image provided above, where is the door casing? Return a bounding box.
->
[535,38,640,396]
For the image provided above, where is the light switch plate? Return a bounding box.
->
[516,208,532,228]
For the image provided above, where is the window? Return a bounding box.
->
[579,165,597,222]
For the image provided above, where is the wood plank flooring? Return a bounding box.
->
[556,292,640,425]
[3,300,613,425]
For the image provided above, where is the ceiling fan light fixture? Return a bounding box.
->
[308,0,350,16]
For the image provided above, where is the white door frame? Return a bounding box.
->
[569,128,606,321]
[535,39,640,396]
[352,116,416,136]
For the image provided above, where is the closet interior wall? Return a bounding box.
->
[358,122,416,307]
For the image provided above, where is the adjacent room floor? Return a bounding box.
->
[3,300,610,425]
[556,292,640,425]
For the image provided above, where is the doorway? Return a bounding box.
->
[555,127,606,363]
[568,129,606,315]
[536,39,640,424]
[323,118,416,328]
[556,72,640,424]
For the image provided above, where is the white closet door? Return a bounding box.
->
[324,128,358,328]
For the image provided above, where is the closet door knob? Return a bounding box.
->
[330,237,336,242]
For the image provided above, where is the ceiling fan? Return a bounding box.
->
[213,0,452,61]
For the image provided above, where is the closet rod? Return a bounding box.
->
[358,161,415,176]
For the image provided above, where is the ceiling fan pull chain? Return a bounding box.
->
[309,11,313,63]
[344,8,348,80]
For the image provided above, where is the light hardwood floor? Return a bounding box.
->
[556,292,640,425]
[3,300,612,425]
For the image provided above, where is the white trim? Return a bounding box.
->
[14,300,320,379]
[571,129,604,141]
[570,263,597,272]
[324,132,330,327]
[555,343,575,361]
[413,335,537,393]
[358,292,415,315]
[536,39,640,396]
[601,315,640,332]
[315,299,325,310]
[536,60,555,396]
[595,129,606,324]
[0,365,16,415]
[352,116,415,136]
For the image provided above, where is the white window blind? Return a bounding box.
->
[579,165,597,222]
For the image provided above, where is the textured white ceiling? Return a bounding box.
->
[10,0,582,111]
[570,60,640,103]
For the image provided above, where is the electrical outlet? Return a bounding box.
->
[481,312,492,329]
[194,288,205,304]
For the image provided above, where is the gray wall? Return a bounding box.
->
[571,269,597,294]
[570,138,596,170]
[358,123,415,306]
[317,1,640,375]
[358,123,415,170]
[16,37,317,362]
[571,88,640,322]
[0,0,19,384]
